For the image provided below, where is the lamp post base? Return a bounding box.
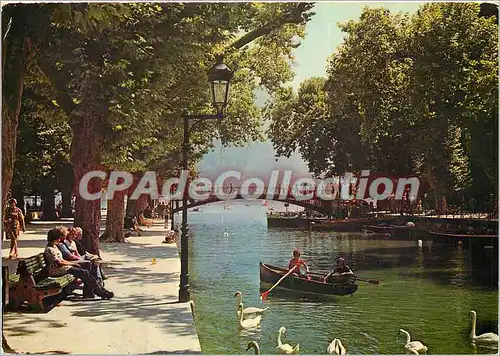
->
[178,284,190,302]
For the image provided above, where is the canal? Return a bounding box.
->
[184,202,498,354]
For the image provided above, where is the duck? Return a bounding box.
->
[276,326,300,354]
[469,310,499,348]
[246,341,260,354]
[399,329,428,354]
[327,339,346,355]
[234,291,269,316]
[237,304,261,329]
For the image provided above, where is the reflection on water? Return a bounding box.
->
[185,203,498,354]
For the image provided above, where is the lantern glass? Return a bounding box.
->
[208,56,232,113]
[211,80,229,111]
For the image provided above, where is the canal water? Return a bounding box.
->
[184,202,498,354]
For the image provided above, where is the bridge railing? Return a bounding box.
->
[181,186,325,199]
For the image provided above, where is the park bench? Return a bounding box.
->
[8,253,78,311]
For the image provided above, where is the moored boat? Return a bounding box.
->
[259,262,358,296]
[362,224,426,238]
[426,231,497,239]
[311,218,370,232]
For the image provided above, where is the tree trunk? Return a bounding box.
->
[125,196,137,217]
[125,173,141,217]
[41,185,56,220]
[136,194,149,216]
[100,189,125,242]
[2,106,16,214]
[70,113,105,255]
[2,332,16,353]
[2,7,42,214]
[61,189,73,217]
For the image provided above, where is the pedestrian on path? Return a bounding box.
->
[4,198,26,259]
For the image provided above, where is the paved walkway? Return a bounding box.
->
[2,220,201,354]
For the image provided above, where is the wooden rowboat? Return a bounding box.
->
[259,262,358,296]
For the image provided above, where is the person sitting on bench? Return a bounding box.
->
[138,211,153,227]
[124,214,142,236]
[70,227,107,281]
[45,226,113,299]
[60,227,106,282]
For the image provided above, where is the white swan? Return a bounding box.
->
[399,329,428,354]
[234,291,269,316]
[246,341,260,354]
[327,339,346,355]
[417,239,423,248]
[276,326,300,354]
[470,310,499,348]
[237,304,261,329]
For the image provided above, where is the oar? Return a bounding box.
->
[307,270,380,285]
[260,266,296,300]
[355,278,380,285]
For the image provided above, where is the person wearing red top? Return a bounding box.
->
[288,249,309,277]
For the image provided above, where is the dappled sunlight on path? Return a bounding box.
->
[2,220,201,354]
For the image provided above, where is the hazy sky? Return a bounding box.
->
[199,2,424,178]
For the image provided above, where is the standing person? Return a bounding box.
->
[4,198,26,258]
[44,227,113,299]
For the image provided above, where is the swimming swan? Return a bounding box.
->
[246,341,260,354]
[470,310,499,348]
[237,304,261,329]
[276,326,300,354]
[399,329,428,354]
[327,339,346,355]
[234,291,269,316]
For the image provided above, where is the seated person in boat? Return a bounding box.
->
[323,257,354,283]
[288,249,309,277]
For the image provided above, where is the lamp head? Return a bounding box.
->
[208,54,233,114]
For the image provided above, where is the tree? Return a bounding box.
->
[5,3,314,251]
[2,4,53,212]
[267,3,498,209]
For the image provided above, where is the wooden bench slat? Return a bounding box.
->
[35,275,74,290]
[9,253,78,311]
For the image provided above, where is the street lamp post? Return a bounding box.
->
[178,55,233,303]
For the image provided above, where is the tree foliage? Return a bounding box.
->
[4,2,314,249]
[266,3,498,206]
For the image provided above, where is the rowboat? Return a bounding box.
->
[259,262,358,296]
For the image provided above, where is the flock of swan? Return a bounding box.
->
[234,291,498,354]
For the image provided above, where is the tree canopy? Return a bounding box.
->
[3,2,315,251]
[266,3,498,208]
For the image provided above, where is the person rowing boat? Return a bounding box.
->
[323,257,354,283]
[288,249,309,278]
